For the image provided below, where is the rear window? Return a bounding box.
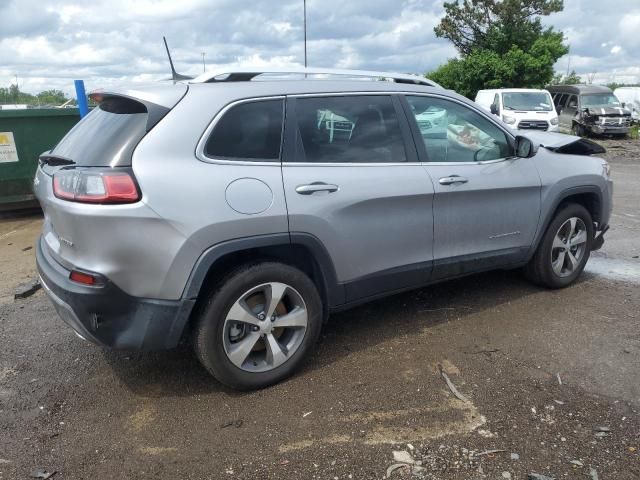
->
[51,97,148,167]
[204,99,284,161]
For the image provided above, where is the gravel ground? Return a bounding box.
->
[0,138,638,479]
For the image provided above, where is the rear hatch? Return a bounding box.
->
[34,85,187,272]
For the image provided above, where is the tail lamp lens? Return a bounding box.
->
[69,270,98,285]
[53,170,139,204]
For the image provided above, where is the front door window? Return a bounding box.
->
[405,96,511,163]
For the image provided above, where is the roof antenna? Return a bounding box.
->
[303,0,308,69]
[163,36,194,82]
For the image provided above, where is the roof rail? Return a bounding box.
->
[190,67,441,88]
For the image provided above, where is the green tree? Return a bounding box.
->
[0,85,71,107]
[429,0,568,99]
[551,70,582,85]
[36,89,69,106]
[606,81,640,90]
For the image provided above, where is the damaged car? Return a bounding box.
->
[548,84,632,137]
[34,67,613,390]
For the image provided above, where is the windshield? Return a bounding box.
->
[502,92,553,111]
[582,93,621,108]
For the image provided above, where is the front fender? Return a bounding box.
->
[528,149,612,259]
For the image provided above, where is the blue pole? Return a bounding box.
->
[74,80,89,118]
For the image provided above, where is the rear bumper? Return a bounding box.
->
[36,236,195,350]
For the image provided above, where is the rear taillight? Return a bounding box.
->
[53,169,139,204]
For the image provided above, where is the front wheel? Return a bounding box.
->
[524,203,594,288]
[571,122,586,137]
[193,262,323,390]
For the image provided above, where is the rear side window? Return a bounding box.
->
[204,99,284,161]
[553,94,568,108]
[293,95,406,163]
[51,97,149,167]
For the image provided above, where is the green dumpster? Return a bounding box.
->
[0,108,80,210]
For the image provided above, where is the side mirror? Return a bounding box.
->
[621,102,626,108]
[490,103,499,115]
[514,135,537,158]
[556,105,562,114]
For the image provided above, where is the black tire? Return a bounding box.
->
[524,203,594,289]
[193,262,323,390]
[571,122,585,137]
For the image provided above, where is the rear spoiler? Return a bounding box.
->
[89,84,188,131]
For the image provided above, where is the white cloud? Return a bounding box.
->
[619,12,640,47]
[1,0,639,96]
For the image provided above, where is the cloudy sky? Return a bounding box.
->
[0,0,638,96]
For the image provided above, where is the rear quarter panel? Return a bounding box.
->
[34,166,192,300]
[131,85,289,300]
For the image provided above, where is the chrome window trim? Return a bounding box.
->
[195,91,519,167]
[195,95,286,167]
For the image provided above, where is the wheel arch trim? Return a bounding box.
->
[181,232,344,307]
[528,185,604,260]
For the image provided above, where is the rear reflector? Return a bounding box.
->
[69,270,98,285]
[53,169,139,204]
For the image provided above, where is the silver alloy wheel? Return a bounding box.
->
[222,282,308,373]
[550,217,588,277]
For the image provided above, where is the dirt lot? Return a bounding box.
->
[0,139,638,479]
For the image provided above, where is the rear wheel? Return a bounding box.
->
[193,262,322,390]
[524,203,594,288]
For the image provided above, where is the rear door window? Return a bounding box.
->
[51,97,149,167]
[292,95,406,163]
[204,99,284,161]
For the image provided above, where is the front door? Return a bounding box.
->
[281,94,435,303]
[402,94,542,279]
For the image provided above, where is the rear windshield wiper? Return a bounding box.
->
[39,154,76,166]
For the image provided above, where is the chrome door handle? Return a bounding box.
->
[439,175,468,185]
[295,182,339,195]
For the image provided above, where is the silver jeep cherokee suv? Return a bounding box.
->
[34,68,612,390]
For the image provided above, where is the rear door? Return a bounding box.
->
[401,94,541,279]
[281,94,435,303]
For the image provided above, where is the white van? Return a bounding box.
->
[614,87,640,122]
[475,88,559,132]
